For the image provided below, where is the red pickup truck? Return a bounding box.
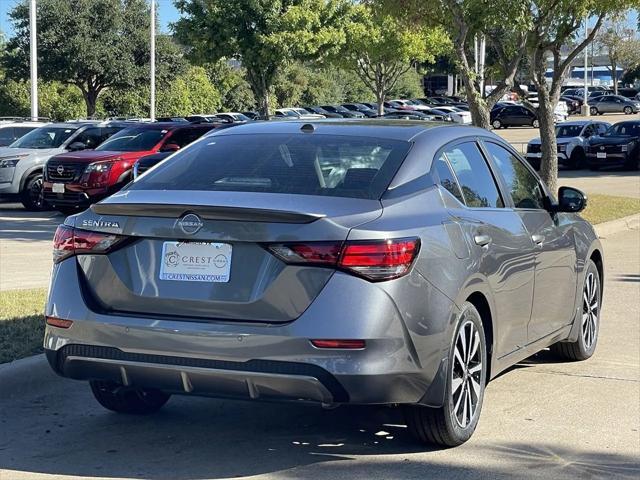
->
[43,122,222,213]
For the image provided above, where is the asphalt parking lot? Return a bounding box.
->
[0,228,638,480]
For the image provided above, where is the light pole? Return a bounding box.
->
[581,16,590,116]
[29,0,38,121]
[150,0,156,121]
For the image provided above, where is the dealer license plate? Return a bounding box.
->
[596,152,606,159]
[160,242,232,283]
[52,183,65,193]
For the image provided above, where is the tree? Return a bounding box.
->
[3,0,184,117]
[336,4,449,115]
[174,0,353,117]
[206,60,256,112]
[388,0,529,128]
[157,66,222,116]
[521,2,639,192]
[596,15,640,94]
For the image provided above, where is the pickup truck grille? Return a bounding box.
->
[47,162,86,182]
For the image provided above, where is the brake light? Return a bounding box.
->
[341,239,419,280]
[53,224,126,263]
[266,237,420,281]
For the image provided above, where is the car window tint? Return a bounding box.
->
[443,142,504,208]
[434,156,464,203]
[484,142,546,209]
[167,128,207,148]
[0,127,14,143]
[131,134,410,200]
[73,127,105,149]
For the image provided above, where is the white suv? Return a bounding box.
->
[0,120,43,147]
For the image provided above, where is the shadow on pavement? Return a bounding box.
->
[1,380,638,479]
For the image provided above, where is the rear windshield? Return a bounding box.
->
[10,126,78,149]
[95,127,168,152]
[130,133,410,199]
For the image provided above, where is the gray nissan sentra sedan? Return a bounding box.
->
[45,119,603,447]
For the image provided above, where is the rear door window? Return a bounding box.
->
[443,142,504,208]
[0,127,14,144]
[483,142,546,209]
[130,133,411,200]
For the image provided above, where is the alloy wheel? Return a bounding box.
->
[451,320,483,428]
[582,272,599,350]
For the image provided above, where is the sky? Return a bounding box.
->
[0,0,181,37]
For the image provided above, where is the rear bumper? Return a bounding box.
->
[44,258,455,407]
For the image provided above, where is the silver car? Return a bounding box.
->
[0,121,130,210]
[45,120,603,447]
[589,95,640,115]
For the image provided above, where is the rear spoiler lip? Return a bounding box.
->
[90,203,325,224]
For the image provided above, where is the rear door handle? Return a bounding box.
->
[474,234,492,247]
[532,234,544,245]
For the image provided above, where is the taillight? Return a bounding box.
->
[53,224,126,263]
[265,237,420,282]
[311,339,366,349]
[340,239,419,280]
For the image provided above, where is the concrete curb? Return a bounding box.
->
[594,213,640,238]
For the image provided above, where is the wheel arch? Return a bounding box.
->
[19,165,43,192]
[465,291,495,381]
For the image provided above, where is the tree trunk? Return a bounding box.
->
[611,60,618,95]
[536,87,558,194]
[81,88,99,118]
[376,89,384,116]
[260,90,271,118]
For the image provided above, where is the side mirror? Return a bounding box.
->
[160,143,180,152]
[68,141,86,151]
[556,186,587,213]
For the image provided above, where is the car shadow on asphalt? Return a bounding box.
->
[1,366,639,479]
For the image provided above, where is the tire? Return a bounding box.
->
[551,259,601,361]
[492,119,502,129]
[20,172,47,211]
[404,302,488,447]
[90,380,170,414]
[532,119,539,128]
[623,106,632,114]
[569,148,586,169]
[590,106,598,116]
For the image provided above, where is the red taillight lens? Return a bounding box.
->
[267,242,342,265]
[53,224,126,263]
[266,237,420,281]
[340,239,420,280]
[310,339,366,349]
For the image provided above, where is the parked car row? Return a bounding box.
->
[0,118,232,211]
[526,119,640,170]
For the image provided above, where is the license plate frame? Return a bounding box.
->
[159,241,232,283]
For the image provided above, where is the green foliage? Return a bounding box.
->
[388,69,424,99]
[206,60,256,112]
[157,66,222,116]
[335,3,449,112]
[174,0,354,115]
[2,0,185,116]
[0,67,85,120]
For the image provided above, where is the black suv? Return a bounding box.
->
[586,120,640,170]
